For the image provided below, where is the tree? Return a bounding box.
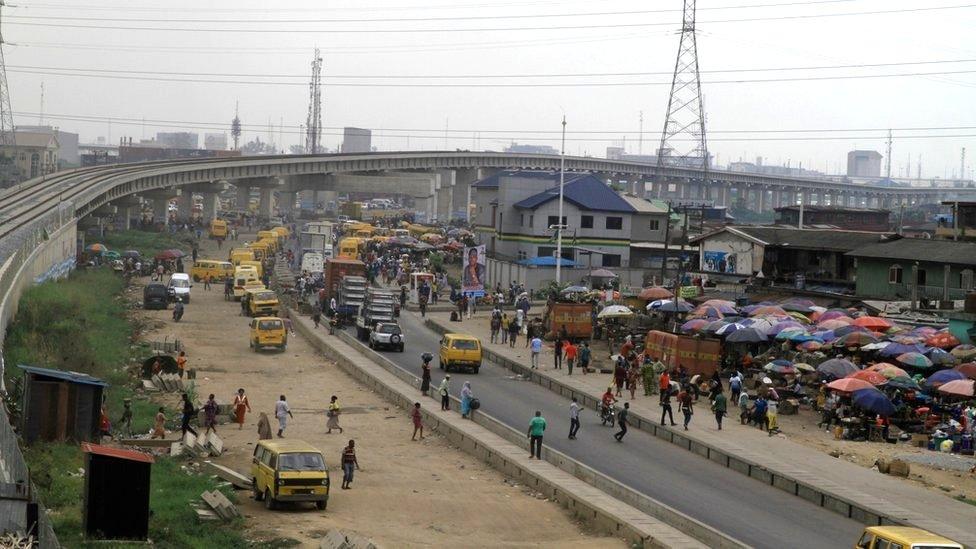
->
[240,137,277,155]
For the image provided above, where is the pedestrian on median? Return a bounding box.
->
[438,375,451,411]
[275,395,293,438]
[614,402,630,442]
[553,338,564,370]
[411,402,424,440]
[564,340,578,375]
[460,382,474,419]
[500,313,510,344]
[530,335,543,369]
[627,362,640,400]
[766,397,779,435]
[233,388,251,430]
[327,395,343,434]
[527,410,546,459]
[678,386,694,430]
[712,391,727,430]
[569,398,581,440]
[730,371,743,404]
[508,318,519,347]
[490,311,501,344]
[203,393,219,435]
[312,309,321,329]
[340,440,360,490]
[640,357,655,396]
[613,357,627,397]
[579,342,591,375]
[180,393,198,437]
[738,391,751,424]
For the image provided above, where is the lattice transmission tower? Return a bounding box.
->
[656,0,707,172]
[0,1,16,146]
[305,49,323,154]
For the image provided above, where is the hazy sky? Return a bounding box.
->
[5,0,976,178]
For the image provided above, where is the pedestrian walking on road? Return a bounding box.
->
[180,393,198,437]
[460,382,474,419]
[579,342,591,374]
[614,402,630,442]
[275,395,293,438]
[438,376,451,411]
[490,312,501,344]
[530,336,542,369]
[411,403,424,440]
[738,391,751,424]
[569,398,581,439]
[508,319,519,347]
[678,386,694,430]
[233,388,251,430]
[203,394,219,435]
[613,358,627,397]
[340,440,360,489]
[553,338,564,370]
[203,275,211,291]
[312,309,321,328]
[327,395,343,434]
[712,392,727,430]
[527,410,546,459]
[730,371,743,404]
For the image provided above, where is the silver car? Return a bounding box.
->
[369,322,404,352]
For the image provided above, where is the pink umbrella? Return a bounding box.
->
[818,319,852,330]
[827,378,876,393]
[937,379,975,398]
[818,311,852,322]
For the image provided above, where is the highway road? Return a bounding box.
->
[346,311,865,549]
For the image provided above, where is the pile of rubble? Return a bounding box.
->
[142,373,189,392]
[192,489,240,522]
[172,431,223,458]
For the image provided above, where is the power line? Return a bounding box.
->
[14,111,976,141]
[7,4,975,33]
[4,1,862,24]
[9,67,976,87]
[9,57,976,80]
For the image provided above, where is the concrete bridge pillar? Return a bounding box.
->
[435,169,456,221]
[456,168,494,221]
[236,185,251,211]
[278,191,297,216]
[258,188,274,220]
[176,192,194,221]
[201,192,219,221]
[757,186,766,212]
[141,189,180,226]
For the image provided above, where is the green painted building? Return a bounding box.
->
[846,238,976,301]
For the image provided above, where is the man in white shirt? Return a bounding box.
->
[275,395,294,438]
[569,398,581,439]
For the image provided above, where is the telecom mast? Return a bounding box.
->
[231,101,242,150]
[305,49,323,154]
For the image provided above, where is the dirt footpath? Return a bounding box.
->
[135,239,623,548]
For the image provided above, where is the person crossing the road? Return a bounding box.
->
[568,398,581,440]
[614,402,630,442]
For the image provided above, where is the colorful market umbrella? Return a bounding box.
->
[740,318,773,336]
[700,299,739,314]
[950,345,976,361]
[818,310,853,322]
[750,305,788,318]
[639,286,673,300]
[925,331,961,349]
[937,379,976,398]
[725,327,767,344]
[826,377,875,393]
[649,300,693,313]
[866,363,908,379]
[799,340,823,352]
[879,343,928,358]
[85,243,107,253]
[847,370,888,386]
[714,322,747,336]
[817,319,852,330]
[121,250,141,259]
[885,376,921,390]
[780,298,816,313]
[764,362,798,375]
[789,333,823,344]
[703,319,729,333]
[561,285,589,294]
[926,348,957,366]
[852,388,896,416]
[834,331,879,348]
[812,330,837,342]
[597,305,634,319]
[818,358,858,378]
[897,352,933,369]
[155,249,185,260]
[794,362,816,373]
[680,319,710,333]
[954,363,976,380]
[852,316,893,330]
[775,327,807,341]
[925,369,967,389]
[769,320,805,336]
[833,325,871,338]
[689,305,725,319]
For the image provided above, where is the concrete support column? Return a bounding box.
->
[758,187,766,212]
[153,199,169,226]
[201,193,219,221]
[176,192,193,220]
[118,206,132,230]
[236,185,251,210]
[278,191,296,216]
[435,169,456,221]
[679,182,688,199]
[258,188,274,220]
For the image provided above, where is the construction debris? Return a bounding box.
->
[204,461,251,490]
[145,373,186,393]
[199,490,240,521]
[320,529,379,549]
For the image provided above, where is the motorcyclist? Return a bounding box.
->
[173,298,184,322]
[601,387,616,419]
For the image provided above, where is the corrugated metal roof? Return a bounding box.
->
[620,195,669,214]
[81,442,155,464]
[18,365,109,387]
[471,170,581,188]
[690,226,894,252]
[513,175,636,213]
[845,237,976,264]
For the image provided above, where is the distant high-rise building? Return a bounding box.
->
[340,127,372,153]
[156,132,199,149]
[204,133,228,151]
[846,150,882,177]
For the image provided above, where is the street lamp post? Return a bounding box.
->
[555,116,567,285]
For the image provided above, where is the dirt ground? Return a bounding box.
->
[133,236,624,548]
[454,312,976,504]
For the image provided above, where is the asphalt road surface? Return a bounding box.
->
[346,312,865,549]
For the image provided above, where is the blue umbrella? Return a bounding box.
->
[817,358,857,378]
[771,359,793,367]
[879,343,928,358]
[789,332,823,343]
[852,388,896,416]
[725,327,766,344]
[926,348,957,366]
[656,300,693,313]
[833,325,871,338]
[714,322,746,336]
[925,369,966,390]
[811,330,836,342]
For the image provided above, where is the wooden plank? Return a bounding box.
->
[203,461,251,489]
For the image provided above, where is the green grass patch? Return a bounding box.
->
[957,495,976,507]
[101,230,195,258]
[25,443,251,548]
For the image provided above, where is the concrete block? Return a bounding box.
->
[170,442,184,456]
[772,475,797,494]
[204,461,252,489]
[823,494,851,517]
[206,432,224,456]
[727,457,750,476]
[850,505,882,526]
[749,466,773,485]
[708,449,727,466]
[688,441,710,459]
[797,484,822,506]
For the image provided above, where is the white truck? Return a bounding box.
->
[355,288,397,341]
[300,252,324,275]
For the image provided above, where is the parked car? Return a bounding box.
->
[143,283,169,310]
[369,322,404,352]
[167,273,192,303]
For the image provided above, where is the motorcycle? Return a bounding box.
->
[172,300,184,322]
[600,402,616,427]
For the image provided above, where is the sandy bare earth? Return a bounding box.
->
[133,237,624,548]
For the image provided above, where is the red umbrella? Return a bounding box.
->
[954,362,976,380]
[846,370,887,386]
[154,248,185,260]
[925,332,961,349]
[851,316,892,330]
[937,379,975,398]
[826,378,875,393]
[639,286,673,300]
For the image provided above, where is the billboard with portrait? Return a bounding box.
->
[462,245,487,296]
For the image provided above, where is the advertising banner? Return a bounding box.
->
[462,245,486,296]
